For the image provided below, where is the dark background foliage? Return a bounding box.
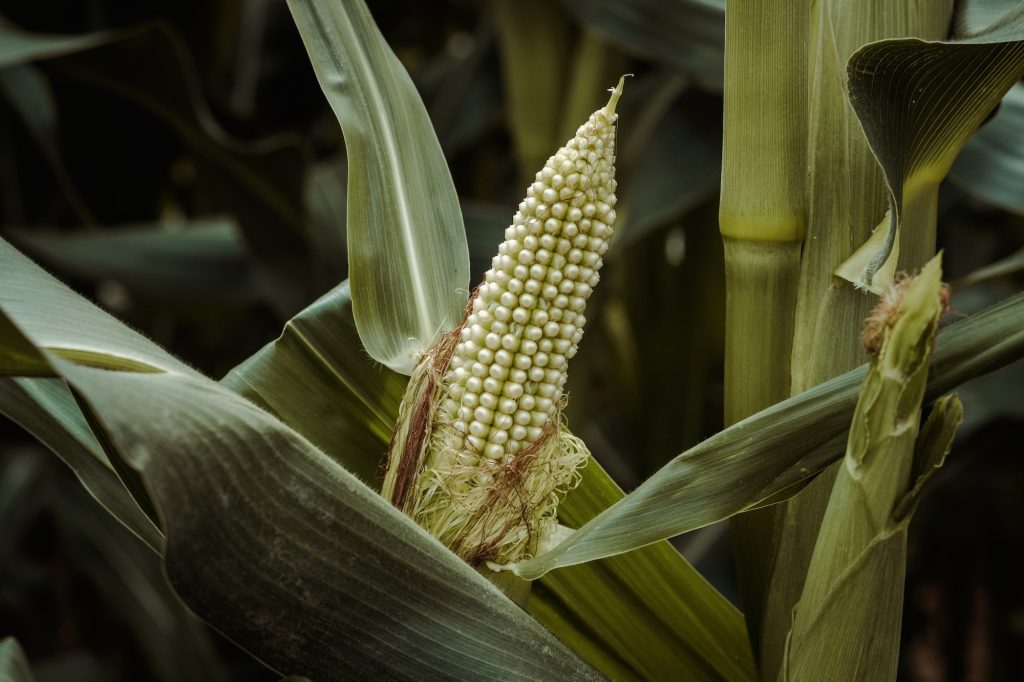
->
[1,1,1022,679]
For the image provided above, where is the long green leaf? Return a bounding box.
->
[222,269,754,680]
[222,282,407,484]
[510,290,1024,578]
[7,220,264,306]
[950,82,1024,215]
[844,6,1024,285]
[0,240,593,680]
[0,377,163,552]
[0,20,107,68]
[286,0,470,374]
[0,637,34,682]
[559,0,724,89]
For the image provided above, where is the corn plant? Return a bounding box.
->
[2,0,1024,680]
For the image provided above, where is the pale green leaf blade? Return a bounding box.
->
[0,238,190,374]
[222,281,407,484]
[510,291,1024,578]
[0,376,163,552]
[0,637,34,682]
[846,7,1024,282]
[950,82,1024,215]
[286,0,470,374]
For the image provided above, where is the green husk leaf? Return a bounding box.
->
[286,0,470,374]
[782,257,958,681]
[846,6,1024,285]
[510,288,1024,579]
[0,637,34,682]
[0,239,594,680]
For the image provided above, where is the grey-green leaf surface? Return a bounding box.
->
[221,270,753,680]
[511,290,1024,578]
[0,20,108,69]
[950,82,1024,215]
[0,637,34,682]
[7,220,264,306]
[222,281,407,484]
[559,0,724,89]
[286,0,470,375]
[846,6,1024,283]
[0,240,594,680]
[0,376,163,552]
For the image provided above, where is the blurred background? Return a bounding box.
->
[1,0,1022,679]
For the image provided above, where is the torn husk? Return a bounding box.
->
[382,78,625,567]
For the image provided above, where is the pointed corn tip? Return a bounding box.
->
[603,74,630,118]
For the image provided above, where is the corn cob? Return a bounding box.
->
[382,77,624,566]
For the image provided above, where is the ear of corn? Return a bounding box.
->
[381,78,624,567]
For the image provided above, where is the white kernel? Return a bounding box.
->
[512,307,530,324]
[568,207,582,222]
[502,383,524,399]
[493,413,513,430]
[524,278,541,294]
[538,382,556,398]
[514,409,531,426]
[572,329,583,344]
[551,202,566,219]
[554,294,569,309]
[564,264,580,280]
[458,406,473,421]
[484,332,501,350]
[474,406,494,424]
[509,368,527,384]
[477,348,494,366]
[520,394,536,411]
[559,323,575,339]
[583,203,596,217]
[537,397,554,413]
[466,376,483,393]
[483,377,500,394]
[555,239,571,255]
[528,366,545,382]
[499,398,517,414]
[466,435,484,451]
[490,428,509,445]
[520,293,537,309]
[523,234,539,250]
[569,295,586,311]
[534,352,549,367]
[484,443,504,460]
[548,308,563,322]
[508,278,524,294]
[525,325,543,341]
[511,425,528,441]
[558,280,575,295]
[495,348,513,367]
[573,234,589,249]
[549,354,565,369]
[494,305,511,322]
[552,174,564,187]
[463,393,479,408]
[452,420,467,434]
[535,248,551,264]
[544,218,560,234]
[529,264,546,281]
[513,264,529,280]
[526,426,544,441]
[588,272,600,287]
[544,368,561,383]
[564,222,578,237]
[521,339,538,355]
[554,338,571,354]
[542,188,558,203]
[532,309,549,325]
[538,338,553,353]
[514,353,532,370]
[469,420,488,438]
[489,364,509,380]
[500,335,518,351]
[544,321,561,337]
[539,234,556,250]
[542,283,558,299]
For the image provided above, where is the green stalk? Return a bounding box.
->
[761,1,953,678]
[718,0,808,659]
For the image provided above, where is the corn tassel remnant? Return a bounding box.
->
[381,78,624,566]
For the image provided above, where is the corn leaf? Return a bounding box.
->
[559,0,724,89]
[510,289,1024,579]
[286,0,469,375]
[222,270,755,680]
[782,256,957,681]
[222,281,407,485]
[843,6,1024,288]
[0,637,34,682]
[950,82,1024,215]
[7,220,265,306]
[0,377,163,552]
[0,240,594,680]
[0,20,108,68]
